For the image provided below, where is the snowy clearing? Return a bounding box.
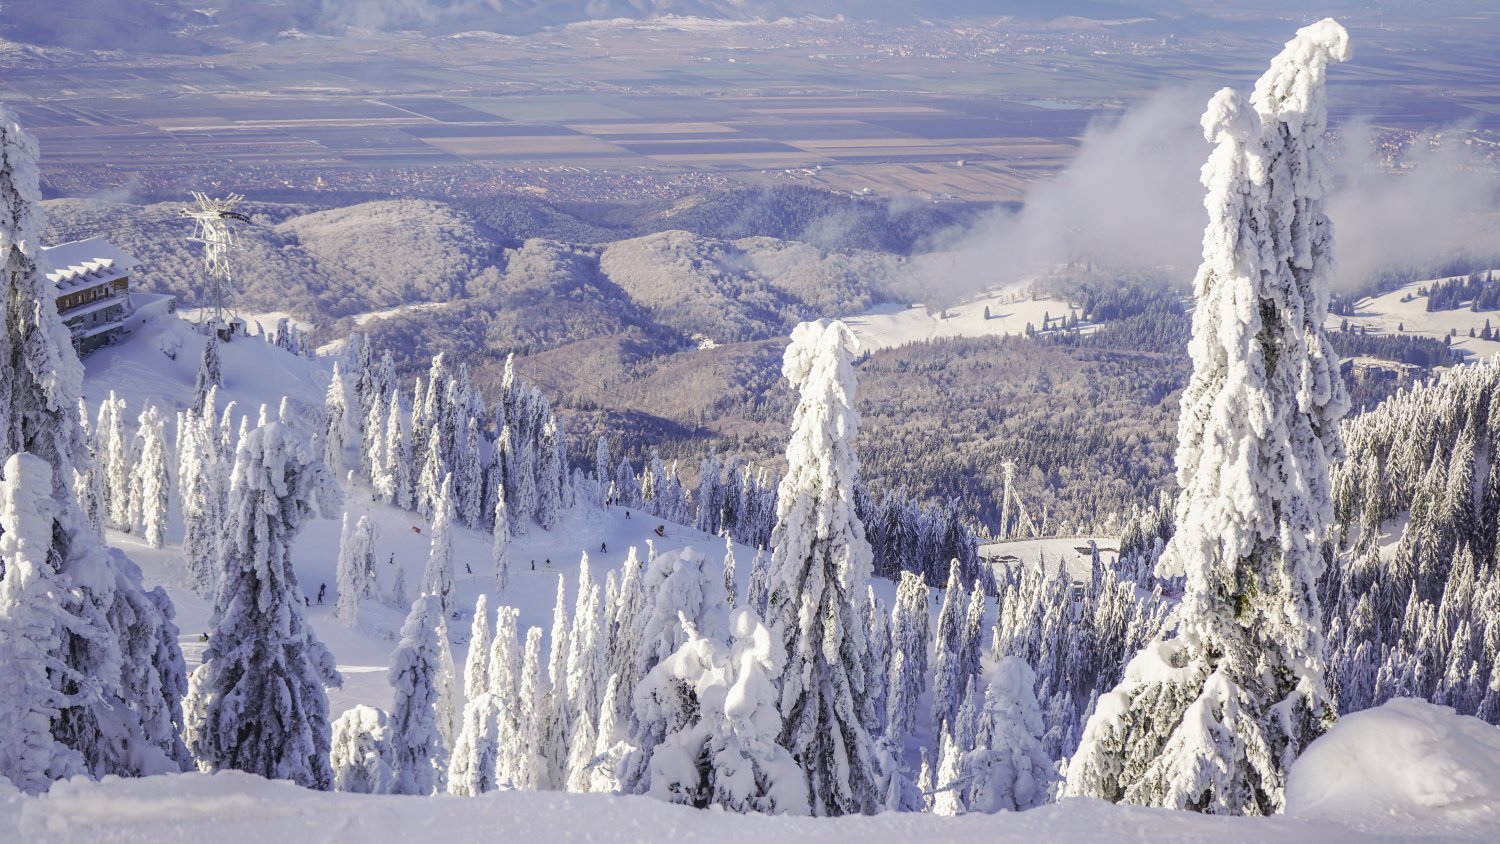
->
[1324,272,1500,363]
[840,284,1073,352]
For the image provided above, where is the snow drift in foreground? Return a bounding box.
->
[1,700,1495,843]
[1287,698,1500,830]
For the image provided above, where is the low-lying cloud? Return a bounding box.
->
[912,87,1500,302]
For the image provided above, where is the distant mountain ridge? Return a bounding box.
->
[0,0,1173,52]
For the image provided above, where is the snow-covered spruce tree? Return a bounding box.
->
[626,547,725,724]
[101,392,131,530]
[0,108,190,787]
[362,386,388,486]
[335,513,377,628]
[448,690,503,796]
[966,656,1054,813]
[417,422,444,520]
[1066,19,1351,816]
[745,546,770,618]
[884,570,930,751]
[564,556,606,792]
[74,400,105,539]
[932,728,965,817]
[487,605,522,786]
[536,419,563,531]
[185,422,343,789]
[862,587,890,736]
[708,609,810,814]
[323,361,347,475]
[932,561,968,742]
[609,546,647,700]
[512,626,547,790]
[330,704,394,794]
[388,594,449,795]
[464,593,493,703]
[178,407,222,598]
[0,454,88,792]
[594,436,611,497]
[191,334,221,416]
[422,472,457,616]
[542,574,572,790]
[722,534,738,609]
[589,673,626,792]
[492,489,511,594]
[763,319,881,816]
[135,404,170,548]
[383,388,412,510]
[696,454,722,535]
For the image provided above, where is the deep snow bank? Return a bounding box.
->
[3,752,1497,844]
[1287,698,1500,832]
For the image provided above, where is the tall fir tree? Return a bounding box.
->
[384,387,412,510]
[0,106,189,788]
[763,320,880,816]
[492,488,512,594]
[422,473,457,617]
[184,423,343,789]
[388,594,449,796]
[1067,20,1352,816]
[323,361,347,475]
[191,334,222,416]
[135,404,170,549]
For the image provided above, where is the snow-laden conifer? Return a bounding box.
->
[966,657,1054,813]
[0,116,193,779]
[363,386,387,486]
[487,605,522,785]
[709,610,810,814]
[536,419,563,530]
[722,535,738,609]
[191,334,222,416]
[383,388,412,510]
[334,514,377,627]
[330,704,394,794]
[511,626,546,790]
[178,407,221,598]
[492,488,511,594]
[388,594,449,795]
[763,320,880,816]
[74,400,105,539]
[421,473,457,616]
[448,691,502,796]
[464,594,493,702]
[323,361,347,475]
[885,571,929,750]
[543,574,572,790]
[1067,19,1351,816]
[745,546,770,618]
[0,455,85,792]
[185,422,343,789]
[417,422,445,520]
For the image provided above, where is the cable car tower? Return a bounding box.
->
[182,192,251,336]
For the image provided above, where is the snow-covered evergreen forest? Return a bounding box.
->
[2,17,1499,844]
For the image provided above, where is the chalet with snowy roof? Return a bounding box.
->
[43,237,139,355]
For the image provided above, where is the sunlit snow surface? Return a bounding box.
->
[4,701,1498,844]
